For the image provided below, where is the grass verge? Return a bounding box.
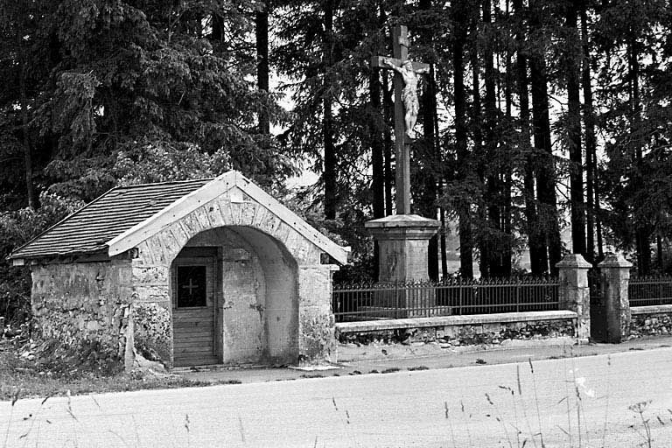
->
[0,341,233,401]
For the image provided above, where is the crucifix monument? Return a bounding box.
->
[370,25,429,213]
[365,25,441,297]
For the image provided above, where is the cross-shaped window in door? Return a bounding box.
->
[176,265,207,307]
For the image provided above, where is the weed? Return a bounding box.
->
[408,366,429,371]
[238,415,246,444]
[381,368,399,374]
[184,414,190,447]
[484,392,515,447]
[0,347,242,401]
[527,358,546,448]
[2,388,20,448]
[601,355,612,447]
[443,401,458,447]
[628,401,653,448]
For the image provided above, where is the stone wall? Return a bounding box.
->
[298,265,339,362]
[630,306,672,337]
[129,260,172,364]
[336,312,577,348]
[31,259,133,361]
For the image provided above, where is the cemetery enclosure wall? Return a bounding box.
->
[336,311,577,347]
[630,305,672,338]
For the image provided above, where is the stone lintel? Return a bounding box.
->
[555,253,592,270]
[598,252,633,269]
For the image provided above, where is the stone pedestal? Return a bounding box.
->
[556,254,592,343]
[598,253,633,343]
[366,215,440,282]
[365,215,440,316]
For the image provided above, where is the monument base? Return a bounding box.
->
[365,215,441,315]
[365,214,440,283]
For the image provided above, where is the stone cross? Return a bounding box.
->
[371,25,429,215]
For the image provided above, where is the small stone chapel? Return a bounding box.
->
[9,171,348,369]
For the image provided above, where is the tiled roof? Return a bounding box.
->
[9,179,211,260]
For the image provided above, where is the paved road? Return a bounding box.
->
[2,347,672,447]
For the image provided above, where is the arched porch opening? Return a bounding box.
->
[170,226,298,367]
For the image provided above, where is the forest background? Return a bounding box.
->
[1,0,672,324]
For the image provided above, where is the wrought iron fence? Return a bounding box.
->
[332,277,561,322]
[629,276,672,306]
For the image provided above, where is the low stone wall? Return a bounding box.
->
[30,259,133,362]
[630,305,672,337]
[336,311,577,348]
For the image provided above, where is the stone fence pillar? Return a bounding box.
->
[556,254,592,343]
[598,253,633,343]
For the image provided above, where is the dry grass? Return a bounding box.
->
[0,341,229,401]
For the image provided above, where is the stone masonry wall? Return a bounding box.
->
[135,188,323,267]
[31,259,133,360]
[129,261,172,363]
[630,311,672,337]
[132,187,337,366]
[338,319,575,347]
[298,265,338,363]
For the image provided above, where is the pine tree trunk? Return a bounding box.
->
[370,69,384,282]
[419,0,439,280]
[501,0,513,277]
[566,0,586,256]
[581,6,598,264]
[256,2,270,135]
[371,71,385,220]
[421,72,439,280]
[515,0,544,275]
[453,0,473,278]
[483,0,504,276]
[530,0,561,274]
[629,35,651,275]
[382,70,394,217]
[470,7,488,278]
[323,2,337,220]
[379,6,393,217]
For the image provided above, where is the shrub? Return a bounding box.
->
[0,193,83,326]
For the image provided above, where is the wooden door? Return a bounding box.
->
[172,254,218,367]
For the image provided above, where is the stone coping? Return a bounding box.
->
[631,304,672,315]
[364,214,440,229]
[335,310,578,334]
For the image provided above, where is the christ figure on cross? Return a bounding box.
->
[382,58,428,139]
[371,25,431,214]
